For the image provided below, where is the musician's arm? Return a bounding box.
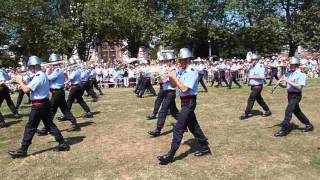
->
[168,73,188,92]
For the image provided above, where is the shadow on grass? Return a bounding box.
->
[75,111,101,119]
[173,139,200,162]
[6,120,22,127]
[3,113,29,119]
[60,121,95,132]
[29,136,86,156]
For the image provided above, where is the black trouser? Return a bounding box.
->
[0,84,18,115]
[16,89,30,108]
[156,91,179,131]
[281,93,312,129]
[50,89,77,125]
[198,73,208,91]
[90,78,103,94]
[229,72,241,88]
[67,85,91,113]
[138,77,157,96]
[170,96,208,151]
[134,77,142,93]
[81,81,97,100]
[245,86,270,114]
[268,69,279,85]
[211,72,219,86]
[218,70,228,87]
[152,88,165,115]
[22,100,64,146]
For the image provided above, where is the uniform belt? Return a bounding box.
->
[288,92,301,96]
[50,88,64,92]
[180,95,196,100]
[159,82,164,89]
[70,84,80,89]
[81,81,88,83]
[251,84,263,89]
[180,95,196,106]
[164,90,175,96]
[31,98,49,106]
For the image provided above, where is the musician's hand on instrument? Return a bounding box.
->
[281,76,288,82]
[167,71,175,78]
[14,74,23,84]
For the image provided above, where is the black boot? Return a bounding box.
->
[146,113,156,120]
[262,110,272,117]
[84,112,93,118]
[8,145,28,159]
[274,127,291,137]
[194,145,211,156]
[67,124,81,132]
[240,113,251,120]
[54,142,70,152]
[157,146,178,165]
[302,124,314,133]
[37,128,48,136]
[57,116,67,121]
[0,121,8,128]
[148,129,160,137]
[13,113,20,119]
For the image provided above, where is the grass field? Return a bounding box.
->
[1,80,320,180]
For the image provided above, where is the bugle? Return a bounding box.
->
[270,75,285,94]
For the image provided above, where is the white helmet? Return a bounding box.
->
[251,53,260,60]
[157,52,165,61]
[20,66,26,72]
[164,52,175,60]
[68,57,77,65]
[28,56,42,66]
[290,57,300,65]
[49,53,61,62]
[178,48,193,59]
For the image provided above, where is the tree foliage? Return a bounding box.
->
[0,0,319,62]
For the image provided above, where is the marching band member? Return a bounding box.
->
[137,63,157,98]
[146,52,166,120]
[268,56,280,86]
[81,64,98,102]
[0,67,20,128]
[228,60,242,89]
[37,53,80,136]
[8,56,69,158]
[240,53,272,120]
[89,64,103,95]
[15,66,31,109]
[148,51,179,137]
[215,59,229,88]
[274,57,314,137]
[196,61,208,92]
[157,48,211,165]
[65,58,94,118]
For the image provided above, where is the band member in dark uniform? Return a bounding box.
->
[157,48,211,165]
[15,67,31,109]
[64,58,94,118]
[240,53,271,120]
[274,57,314,137]
[146,53,166,120]
[37,53,81,136]
[8,56,69,158]
[228,61,242,89]
[0,68,20,128]
[196,61,208,92]
[137,63,157,98]
[268,56,280,86]
[148,51,179,137]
